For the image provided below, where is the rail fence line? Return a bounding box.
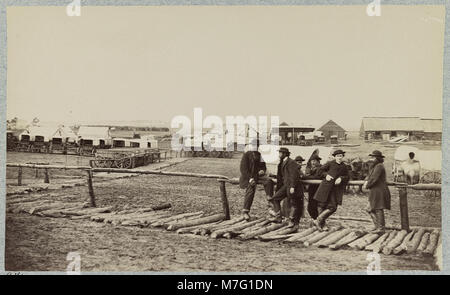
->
[6,163,441,231]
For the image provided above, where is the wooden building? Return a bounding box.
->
[317,120,346,140]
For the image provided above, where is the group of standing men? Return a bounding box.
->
[239,146,391,233]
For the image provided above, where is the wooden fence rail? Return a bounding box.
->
[6,163,441,230]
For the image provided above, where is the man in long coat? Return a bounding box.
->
[363,150,391,233]
[267,147,304,228]
[313,149,349,231]
[239,147,274,221]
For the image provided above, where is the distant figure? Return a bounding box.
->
[400,152,421,184]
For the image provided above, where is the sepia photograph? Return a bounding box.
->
[1,1,446,275]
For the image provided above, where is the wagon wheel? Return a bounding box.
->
[421,171,441,184]
[114,157,132,169]
[209,150,219,158]
[421,171,441,197]
[222,151,232,158]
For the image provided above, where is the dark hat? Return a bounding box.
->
[332,149,345,156]
[369,150,385,158]
[295,156,305,162]
[310,154,322,161]
[278,147,290,154]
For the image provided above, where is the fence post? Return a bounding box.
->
[87,170,96,207]
[219,180,230,220]
[44,168,50,183]
[18,167,22,186]
[398,186,409,231]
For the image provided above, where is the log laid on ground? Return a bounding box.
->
[239,222,286,240]
[349,233,381,250]
[175,221,222,234]
[406,228,426,254]
[259,233,298,242]
[304,226,343,247]
[329,231,365,250]
[295,229,323,243]
[240,220,271,234]
[315,229,353,248]
[373,230,398,253]
[259,226,299,241]
[7,196,47,205]
[150,211,204,227]
[8,200,50,213]
[70,215,94,220]
[114,212,173,226]
[35,204,85,217]
[383,230,408,255]
[167,213,225,231]
[91,212,118,222]
[210,218,265,239]
[59,206,114,216]
[151,203,172,211]
[365,231,391,251]
[164,212,208,226]
[284,227,316,242]
[423,230,440,257]
[416,232,430,254]
[29,203,69,215]
[393,230,416,255]
[198,217,246,235]
[102,210,168,224]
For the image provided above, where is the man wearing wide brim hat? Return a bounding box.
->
[313,149,350,231]
[267,147,304,228]
[363,150,391,233]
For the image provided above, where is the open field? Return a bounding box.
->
[5,140,442,272]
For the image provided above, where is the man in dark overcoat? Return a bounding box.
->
[267,147,304,228]
[313,149,349,231]
[239,146,274,221]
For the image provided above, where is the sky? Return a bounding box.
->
[6,5,445,131]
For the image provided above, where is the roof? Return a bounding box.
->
[318,120,346,132]
[361,117,423,132]
[77,126,111,139]
[22,126,58,138]
[420,119,442,133]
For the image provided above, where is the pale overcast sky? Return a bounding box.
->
[7,5,445,130]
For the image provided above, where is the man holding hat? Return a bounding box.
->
[239,145,274,221]
[267,147,304,228]
[363,150,391,233]
[313,149,350,231]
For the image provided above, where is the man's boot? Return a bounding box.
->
[370,210,385,233]
[268,211,282,223]
[367,211,378,231]
[314,208,331,231]
[242,210,251,221]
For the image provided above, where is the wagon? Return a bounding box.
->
[90,148,163,169]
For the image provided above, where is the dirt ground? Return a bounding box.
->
[4,141,442,272]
